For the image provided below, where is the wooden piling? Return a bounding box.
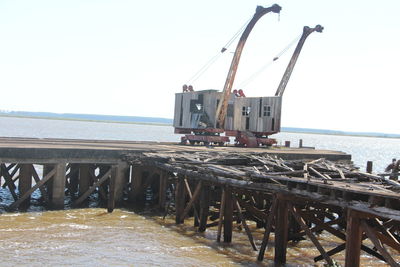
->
[44,164,54,202]
[158,171,168,211]
[18,164,33,209]
[78,164,91,203]
[366,161,373,174]
[129,166,145,203]
[114,162,128,204]
[107,165,117,213]
[50,163,66,209]
[223,187,233,243]
[97,164,110,202]
[345,209,363,267]
[68,163,79,196]
[199,184,210,232]
[175,175,186,224]
[274,195,289,264]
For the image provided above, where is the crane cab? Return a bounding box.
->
[173,89,281,146]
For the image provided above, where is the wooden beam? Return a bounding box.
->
[90,167,108,201]
[361,220,400,267]
[183,178,200,225]
[0,163,18,200]
[237,198,267,220]
[274,195,289,264]
[107,166,117,213]
[9,167,56,210]
[217,188,226,242]
[180,181,202,222]
[223,187,233,243]
[175,176,186,224]
[67,164,79,196]
[158,171,168,211]
[345,209,363,267]
[370,218,400,251]
[73,168,111,206]
[31,166,49,202]
[50,163,66,209]
[288,203,334,266]
[78,164,92,201]
[314,243,345,262]
[18,164,33,208]
[258,196,278,261]
[315,240,387,262]
[299,211,346,240]
[129,166,145,203]
[233,195,257,251]
[199,184,210,232]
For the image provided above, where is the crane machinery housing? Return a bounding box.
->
[173,4,323,147]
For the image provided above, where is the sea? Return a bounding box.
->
[0,116,398,266]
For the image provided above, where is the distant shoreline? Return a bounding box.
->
[0,113,398,139]
[0,114,171,127]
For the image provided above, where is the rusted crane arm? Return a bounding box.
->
[274,25,324,97]
[215,4,282,129]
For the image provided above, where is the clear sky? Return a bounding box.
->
[0,0,399,134]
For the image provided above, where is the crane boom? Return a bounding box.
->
[274,25,324,97]
[215,4,282,128]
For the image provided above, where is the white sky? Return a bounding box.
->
[0,0,399,134]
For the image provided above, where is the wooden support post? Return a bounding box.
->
[345,209,363,267]
[50,163,66,209]
[199,184,210,232]
[175,176,186,224]
[107,166,117,213]
[78,164,91,203]
[96,165,109,201]
[274,195,289,264]
[223,187,233,243]
[366,161,373,174]
[158,171,168,211]
[258,196,278,261]
[114,162,128,204]
[68,163,79,196]
[217,188,226,242]
[129,166,145,203]
[44,164,53,201]
[18,164,33,209]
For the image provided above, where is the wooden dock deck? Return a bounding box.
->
[0,137,399,266]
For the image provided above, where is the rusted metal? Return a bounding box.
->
[275,25,324,97]
[215,4,282,129]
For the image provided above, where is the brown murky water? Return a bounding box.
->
[0,208,393,266]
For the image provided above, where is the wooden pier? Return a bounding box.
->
[0,137,399,266]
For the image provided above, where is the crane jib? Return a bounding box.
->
[215,4,282,129]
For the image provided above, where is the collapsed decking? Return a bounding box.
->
[0,137,399,266]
